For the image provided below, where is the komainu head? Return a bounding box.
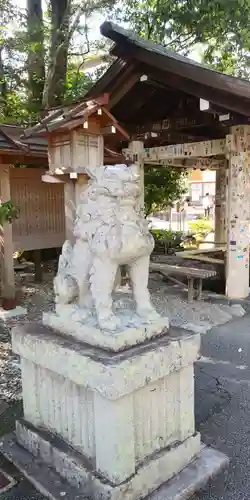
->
[81,164,141,203]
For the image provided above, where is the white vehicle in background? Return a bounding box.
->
[147,216,170,230]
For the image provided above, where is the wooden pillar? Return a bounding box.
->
[226,125,250,299]
[34,249,43,283]
[0,166,15,303]
[215,163,228,244]
[64,179,76,241]
[129,141,144,215]
[75,135,104,207]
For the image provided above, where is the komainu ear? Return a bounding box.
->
[84,166,98,180]
[129,163,139,176]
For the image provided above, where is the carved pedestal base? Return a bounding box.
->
[43,310,169,351]
[0,324,228,500]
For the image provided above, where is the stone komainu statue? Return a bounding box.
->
[54,164,159,331]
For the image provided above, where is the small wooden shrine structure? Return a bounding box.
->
[0,125,64,307]
[26,21,250,299]
[85,22,250,300]
[24,93,131,240]
[0,103,129,307]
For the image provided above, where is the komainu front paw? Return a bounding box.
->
[136,307,161,323]
[98,312,122,332]
[72,308,90,322]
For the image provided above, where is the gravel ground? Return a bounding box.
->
[0,261,244,405]
[0,263,56,405]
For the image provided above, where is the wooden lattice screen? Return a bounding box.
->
[10,168,65,252]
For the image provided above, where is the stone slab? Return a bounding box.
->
[0,435,85,500]
[0,399,9,416]
[0,430,228,500]
[1,418,202,500]
[0,306,27,320]
[43,311,169,352]
[0,467,16,494]
[150,446,229,500]
[181,322,212,335]
[11,323,200,400]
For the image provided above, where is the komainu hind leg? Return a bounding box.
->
[90,257,121,331]
[129,254,160,322]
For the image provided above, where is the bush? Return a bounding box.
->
[151,229,185,252]
[189,218,213,240]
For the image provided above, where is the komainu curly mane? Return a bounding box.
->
[54,164,159,331]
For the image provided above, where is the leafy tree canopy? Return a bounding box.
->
[112,0,250,77]
[0,0,249,212]
[144,166,188,216]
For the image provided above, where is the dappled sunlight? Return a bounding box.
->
[199,356,248,371]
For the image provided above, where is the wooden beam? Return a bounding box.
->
[102,107,130,140]
[47,102,101,132]
[24,108,63,137]
[109,73,140,109]
[140,131,216,145]
[101,125,117,135]
[129,141,144,215]
[123,147,225,169]
[0,153,48,165]
[24,94,110,138]
[140,138,226,161]
[0,166,16,303]
[134,114,219,136]
[34,249,43,283]
[199,100,249,127]
[111,40,250,115]
[226,126,250,154]
[123,142,226,165]
[105,63,137,108]
[145,158,226,169]
[147,68,250,117]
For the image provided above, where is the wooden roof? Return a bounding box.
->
[23,93,130,141]
[0,123,128,166]
[86,22,250,147]
[0,125,48,165]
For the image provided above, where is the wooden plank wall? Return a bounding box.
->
[10,168,65,252]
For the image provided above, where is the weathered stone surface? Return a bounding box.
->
[12,324,200,400]
[0,430,228,500]
[43,311,169,351]
[13,420,201,500]
[53,163,162,333]
[9,322,206,498]
[0,306,27,321]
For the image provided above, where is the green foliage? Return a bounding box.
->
[0,0,115,122]
[112,0,250,76]
[0,200,19,225]
[144,166,187,216]
[1,0,249,124]
[0,92,37,125]
[189,218,213,240]
[151,229,184,247]
[64,65,94,104]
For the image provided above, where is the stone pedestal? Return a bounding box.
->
[1,323,228,500]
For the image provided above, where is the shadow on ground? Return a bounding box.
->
[191,314,250,499]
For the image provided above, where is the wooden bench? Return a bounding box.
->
[150,262,217,302]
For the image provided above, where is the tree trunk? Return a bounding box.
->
[43,0,70,108]
[0,48,7,100]
[27,0,45,114]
